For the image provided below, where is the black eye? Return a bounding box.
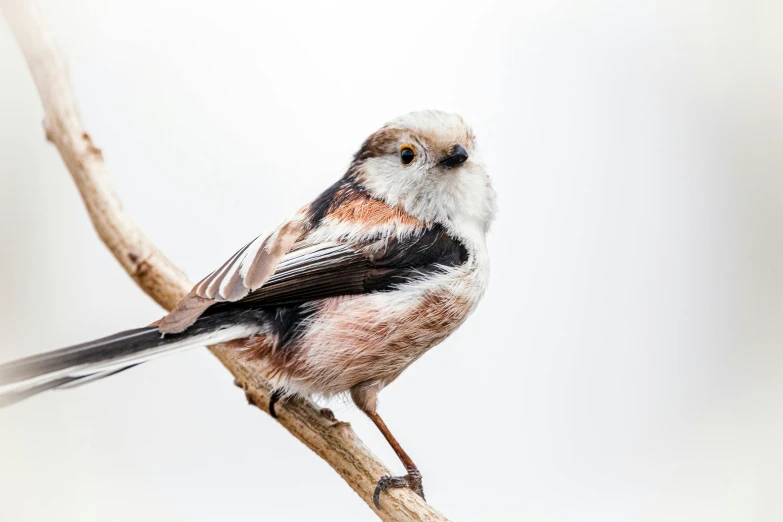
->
[400,145,415,165]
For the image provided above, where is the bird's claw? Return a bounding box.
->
[268,388,283,418]
[372,469,425,510]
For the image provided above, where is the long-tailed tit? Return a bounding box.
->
[0,110,497,508]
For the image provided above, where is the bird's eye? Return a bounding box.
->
[400,145,415,165]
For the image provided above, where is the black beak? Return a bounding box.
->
[440,144,469,168]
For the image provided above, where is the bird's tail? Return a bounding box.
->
[0,315,259,408]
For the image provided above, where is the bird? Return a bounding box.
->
[0,109,496,508]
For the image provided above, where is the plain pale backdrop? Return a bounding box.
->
[1,1,782,521]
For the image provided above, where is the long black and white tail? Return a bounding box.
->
[0,315,259,408]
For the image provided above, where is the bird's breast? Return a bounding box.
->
[261,265,484,397]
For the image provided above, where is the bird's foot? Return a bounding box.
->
[373,468,425,509]
[268,388,284,418]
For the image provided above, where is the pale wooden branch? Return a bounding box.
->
[0,1,450,520]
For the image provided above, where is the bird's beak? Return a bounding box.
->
[440,144,469,168]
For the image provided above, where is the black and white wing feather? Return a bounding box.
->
[209,225,468,311]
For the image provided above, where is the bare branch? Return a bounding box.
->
[0,1,449,520]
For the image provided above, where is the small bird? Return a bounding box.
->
[0,110,496,508]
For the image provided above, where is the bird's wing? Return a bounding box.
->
[159,221,467,333]
[221,225,467,309]
[159,218,308,333]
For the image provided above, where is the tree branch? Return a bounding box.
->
[1,1,449,520]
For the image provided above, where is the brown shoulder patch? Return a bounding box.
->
[325,191,422,230]
[305,176,422,231]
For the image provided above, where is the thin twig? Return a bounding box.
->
[0,1,449,520]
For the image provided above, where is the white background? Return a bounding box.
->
[1,1,782,521]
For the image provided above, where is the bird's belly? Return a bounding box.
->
[273,276,479,397]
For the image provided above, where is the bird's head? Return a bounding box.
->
[348,110,497,239]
